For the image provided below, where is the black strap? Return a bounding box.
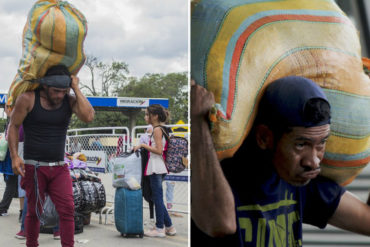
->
[152,125,170,142]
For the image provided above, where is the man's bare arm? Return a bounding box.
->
[8,92,33,176]
[328,191,370,235]
[191,83,236,237]
[69,75,95,123]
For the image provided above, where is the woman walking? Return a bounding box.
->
[134,104,176,237]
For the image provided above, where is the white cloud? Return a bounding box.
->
[0,0,188,92]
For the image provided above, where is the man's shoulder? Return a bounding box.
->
[311,175,341,186]
[19,91,35,100]
[303,175,345,200]
[16,91,35,106]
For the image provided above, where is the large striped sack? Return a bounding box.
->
[7,0,87,107]
[191,0,370,185]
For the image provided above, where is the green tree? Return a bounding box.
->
[70,56,131,129]
[70,56,188,130]
[80,55,129,96]
[116,72,188,124]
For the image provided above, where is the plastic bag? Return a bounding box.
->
[112,151,142,189]
[40,195,59,228]
[125,177,141,190]
[0,133,8,161]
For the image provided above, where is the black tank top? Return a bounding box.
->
[23,89,72,162]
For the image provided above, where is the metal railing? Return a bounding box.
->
[66,125,189,223]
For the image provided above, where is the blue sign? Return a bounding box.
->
[87,96,169,109]
[0,94,7,104]
[0,93,169,109]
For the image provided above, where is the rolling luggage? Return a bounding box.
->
[114,187,143,238]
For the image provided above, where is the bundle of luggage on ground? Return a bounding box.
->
[66,153,106,233]
[40,153,106,234]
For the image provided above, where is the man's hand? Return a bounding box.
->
[190,80,237,237]
[12,156,25,177]
[191,80,215,123]
[70,75,79,91]
[69,75,95,123]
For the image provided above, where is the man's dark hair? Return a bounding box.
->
[45,65,71,77]
[302,98,331,125]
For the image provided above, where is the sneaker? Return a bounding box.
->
[15,230,26,239]
[165,226,176,236]
[0,212,8,216]
[144,227,165,238]
[53,231,61,240]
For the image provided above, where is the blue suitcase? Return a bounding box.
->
[114,187,144,238]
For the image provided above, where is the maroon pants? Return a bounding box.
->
[21,164,74,247]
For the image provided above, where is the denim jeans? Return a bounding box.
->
[21,196,59,232]
[0,174,18,213]
[149,174,172,229]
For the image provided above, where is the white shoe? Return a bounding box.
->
[165,226,176,236]
[144,227,165,238]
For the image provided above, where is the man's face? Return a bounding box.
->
[45,87,68,106]
[272,124,330,186]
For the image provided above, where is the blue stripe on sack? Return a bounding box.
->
[215,46,357,126]
[324,149,370,161]
[219,10,345,113]
[21,4,48,76]
[324,89,370,139]
[59,6,79,67]
[191,0,282,88]
[36,8,56,76]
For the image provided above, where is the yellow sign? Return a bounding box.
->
[171,120,189,138]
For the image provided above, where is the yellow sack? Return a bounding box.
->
[7,0,87,107]
[192,0,370,185]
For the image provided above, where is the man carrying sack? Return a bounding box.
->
[8,65,94,247]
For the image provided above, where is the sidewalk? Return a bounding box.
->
[0,174,189,247]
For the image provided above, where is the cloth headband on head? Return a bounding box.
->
[259,76,331,128]
[34,75,71,88]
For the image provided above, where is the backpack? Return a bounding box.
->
[157,126,188,173]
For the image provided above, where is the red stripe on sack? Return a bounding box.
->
[322,156,370,168]
[35,9,50,40]
[226,14,347,119]
[23,10,50,75]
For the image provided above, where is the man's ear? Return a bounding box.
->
[255,124,274,150]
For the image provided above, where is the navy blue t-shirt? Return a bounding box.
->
[191,145,345,247]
